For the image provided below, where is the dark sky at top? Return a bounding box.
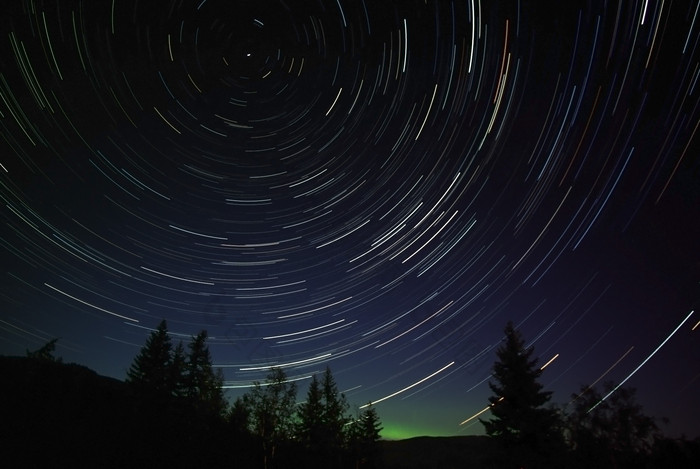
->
[0,0,698,439]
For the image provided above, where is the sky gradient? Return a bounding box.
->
[1,0,698,439]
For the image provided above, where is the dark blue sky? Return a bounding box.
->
[1,0,698,439]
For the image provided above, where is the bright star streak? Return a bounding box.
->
[539,353,559,370]
[588,310,695,412]
[459,397,504,426]
[44,283,139,322]
[360,361,455,408]
[570,346,634,405]
[237,354,332,371]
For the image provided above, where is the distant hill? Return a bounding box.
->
[0,356,136,468]
[381,435,499,469]
[0,355,238,469]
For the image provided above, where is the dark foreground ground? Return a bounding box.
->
[2,356,698,469]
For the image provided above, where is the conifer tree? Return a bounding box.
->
[184,330,225,416]
[125,319,180,461]
[320,367,350,454]
[297,374,324,451]
[357,404,382,444]
[296,368,352,466]
[480,321,564,466]
[126,320,173,396]
[169,341,187,398]
[349,403,383,469]
[228,396,251,435]
[26,338,61,362]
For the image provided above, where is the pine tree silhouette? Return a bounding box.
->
[350,403,383,469]
[126,320,174,396]
[481,321,565,467]
[185,330,225,417]
[297,375,324,448]
[26,338,61,362]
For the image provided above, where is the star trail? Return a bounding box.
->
[1,0,698,439]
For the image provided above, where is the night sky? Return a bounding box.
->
[1,0,698,440]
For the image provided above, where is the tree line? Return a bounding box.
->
[125,320,382,469]
[5,320,698,468]
[478,321,699,469]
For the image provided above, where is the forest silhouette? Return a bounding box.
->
[1,320,698,468]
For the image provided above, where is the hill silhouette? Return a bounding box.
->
[381,435,498,469]
[2,355,698,468]
[0,356,135,468]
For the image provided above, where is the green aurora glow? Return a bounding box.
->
[381,422,461,440]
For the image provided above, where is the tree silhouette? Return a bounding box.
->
[228,396,251,435]
[26,338,61,362]
[126,320,173,396]
[6,326,409,468]
[123,321,233,467]
[296,368,352,467]
[320,367,351,463]
[184,330,226,417]
[480,321,564,467]
[297,374,325,464]
[349,403,383,469]
[566,381,662,468]
[169,341,187,398]
[124,322,194,464]
[243,367,298,469]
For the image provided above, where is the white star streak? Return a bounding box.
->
[360,361,455,408]
[44,283,139,322]
[588,310,695,412]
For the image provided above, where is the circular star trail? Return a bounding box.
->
[1,0,698,438]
